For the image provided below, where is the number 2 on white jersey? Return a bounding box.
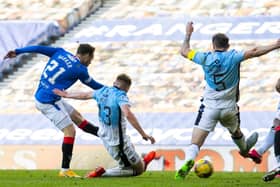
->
[43,60,65,85]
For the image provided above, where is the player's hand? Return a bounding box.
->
[3,50,16,59]
[53,88,68,97]
[186,21,194,35]
[143,134,155,144]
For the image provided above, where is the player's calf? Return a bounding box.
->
[240,132,258,157]
[78,120,99,136]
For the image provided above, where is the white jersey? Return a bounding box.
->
[188,49,244,109]
[202,83,238,109]
[97,111,129,146]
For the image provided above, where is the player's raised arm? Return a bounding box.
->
[243,39,280,60]
[4,46,62,59]
[121,104,155,144]
[180,21,194,58]
[53,88,93,100]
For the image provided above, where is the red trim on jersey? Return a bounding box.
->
[78,120,88,129]
[275,126,280,132]
[63,137,75,144]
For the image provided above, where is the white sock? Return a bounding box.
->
[184,144,199,161]
[61,168,69,172]
[257,127,275,155]
[102,166,135,177]
[232,135,246,151]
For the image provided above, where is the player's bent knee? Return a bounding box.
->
[62,124,76,137]
[133,161,145,176]
[134,169,144,176]
[70,109,84,124]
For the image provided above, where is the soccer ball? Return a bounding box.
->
[194,159,213,178]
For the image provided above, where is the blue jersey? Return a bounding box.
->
[93,86,130,146]
[15,46,103,103]
[189,49,244,91]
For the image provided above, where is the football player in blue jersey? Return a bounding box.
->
[4,44,104,178]
[175,22,280,180]
[53,73,156,178]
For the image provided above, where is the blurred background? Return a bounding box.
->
[0,0,279,172]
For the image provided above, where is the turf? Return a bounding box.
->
[0,170,279,187]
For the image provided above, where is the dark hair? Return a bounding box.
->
[76,44,95,56]
[212,33,229,49]
[117,73,132,88]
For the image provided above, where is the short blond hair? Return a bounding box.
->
[117,73,131,86]
[116,74,132,91]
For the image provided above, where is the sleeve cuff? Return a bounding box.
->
[187,50,196,60]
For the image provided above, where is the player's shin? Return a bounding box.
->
[78,120,99,136]
[233,132,258,157]
[232,133,246,151]
[257,127,275,155]
[62,137,74,169]
[185,144,199,160]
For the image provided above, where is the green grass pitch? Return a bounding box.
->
[0,170,279,187]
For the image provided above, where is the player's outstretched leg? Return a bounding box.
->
[240,132,258,157]
[85,166,106,178]
[143,151,156,170]
[174,159,195,180]
[263,166,280,182]
[59,136,80,178]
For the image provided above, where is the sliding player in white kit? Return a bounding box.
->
[53,74,156,178]
[175,21,280,180]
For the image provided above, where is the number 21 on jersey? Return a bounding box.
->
[43,60,65,85]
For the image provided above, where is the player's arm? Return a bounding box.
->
[121,104,155,144]
[180,21,195,59]
[53,88,93,100]
[78,69,104,90]
[243,39,280,60]
[276,78,280,94]
[4,46,61,59]
[81,77,104,90]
